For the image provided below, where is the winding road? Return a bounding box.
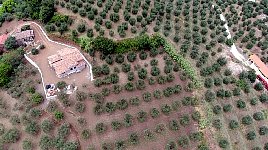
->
[213,4,268,84]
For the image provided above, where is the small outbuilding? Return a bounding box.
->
[13,30,35,46]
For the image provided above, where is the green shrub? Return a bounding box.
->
[218,139,229,148]
[31,48,39,55]
[168,120,179,131]
[81,129,91,139]
[177,136,189,148]
[144,129,155,140]
[129,133,139,145]
[241,115,253,125]
[57,123,70,138]
[95,123,107,134]
[54,111,64,120]
[155,123,166,134]
[253,112,265,121]
[236,100,246,109]
[31,93,44,105]
[150,108,160,118]
[213,119,222,129]
[180,115,190,126]
[189,132,204,142]
[246,131,256,140]
[161,104,172,115]
[111,121,122,131]
[25,121,40,135]
[259,126,268,135]
[223,104,232,112]
[137,110,148,123]
[165,141,178,150]
[116,99,128,110]
[229,120,239,129]
[22,139,32,150]
[129,97,140,106]
[41,119,53,133]
[213,105,222,115]
[2,128,20,143]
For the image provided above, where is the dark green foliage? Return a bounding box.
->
[54,111,64,120]
[205,90,216,102]
[241,115,253,125]
[218,139,229,148]
[95,122,107,134]
[124,114,133,127]
[213,119,222,129]
[2,128,20,143]
[259,94,268,103]
[77,24,86,33]
[161,104,172,115]
[253,112,265,121]
[39,135,54,150]
[25,121,40,135]
[259,126,268,135]
[31,48,39,55]
[31,93,44,105]
[116,99,128,110]
[22,139,33,150]
[127,52,137,62]
[144,129,155,140]
[246,131,256,140]
[223,104,232,112]
[192,111,201,121]
[229,120,239,129]
[177,136,189,148]
[213,105,222,115]
[150,108,160,118]
[41,119,53,133]
[254,83,263,91]
[137,110,148,123]
[138,68,147,79]
[189,132,204,142]
[4,36,17,50]
[75,102,86,113]
[111,120,122,131]
[142,92,151,102]
[39,0,55,23]
[92,36,116,55]
[236,100,246,109]
[57,123,70,138]
[129,97,140,106]
[155,123,166,134]
[129,133,139,145]
[165,141,178,150]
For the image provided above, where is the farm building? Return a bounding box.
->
[13,30,35,46]
[48,48,86,78]
[249,54,268,78]
[0,34,8,53]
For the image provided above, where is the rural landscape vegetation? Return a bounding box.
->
[0,0,267,150]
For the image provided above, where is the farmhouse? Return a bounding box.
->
[0,34,8,53]
[48,48,86,78]
[249,54,268,78]
[13,30,35,46]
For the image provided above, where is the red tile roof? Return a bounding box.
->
[0,34,8,45]
[250,54,268,78]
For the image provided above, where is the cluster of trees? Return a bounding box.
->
[0,48,24,87]
[0,0,55,23]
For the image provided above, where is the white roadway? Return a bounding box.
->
[11,21,94,99]
[213,4,268,84]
